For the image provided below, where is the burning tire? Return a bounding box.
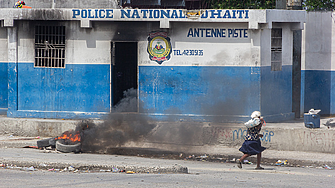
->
[49,137,57,148]
[37,138,53,148]
[56,140,81,153]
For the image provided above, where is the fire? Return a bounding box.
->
[56,130,81,142]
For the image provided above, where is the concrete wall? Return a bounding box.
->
[9,21,114,118]
[200,123,335,153]
[8,20,263,121]
[0,0,119,8]
[0,26,7,114]
[2,117,334,153]
[301,12,333,116]
[260,24,294,121]
[0,9,306,122]
[332,12,335,115]
[138,22,263,122]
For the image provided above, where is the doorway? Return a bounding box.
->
[292,31,301,118]
[111,42,138,111]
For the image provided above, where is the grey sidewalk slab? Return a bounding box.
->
[0,147,188,173]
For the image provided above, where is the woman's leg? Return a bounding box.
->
[237,154,250,168]
[240,154,250,161]
[256,152,262,168]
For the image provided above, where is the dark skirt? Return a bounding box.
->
[239,139,266,155]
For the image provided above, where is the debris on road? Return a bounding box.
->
[275,160,288,166]
[243,160,253,165]
[21,166,35,171]
[324,165,333,170]
[324,119,335,129]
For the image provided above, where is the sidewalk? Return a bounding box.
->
[0,115,334,173]
[0,135,333,173]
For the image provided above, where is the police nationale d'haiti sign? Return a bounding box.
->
[72,9,250,20]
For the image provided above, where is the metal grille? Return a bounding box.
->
[271,28,282,71]
[35,25,65,68]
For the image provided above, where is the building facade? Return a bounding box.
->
[1,1,323,123]
[301,11,335,117]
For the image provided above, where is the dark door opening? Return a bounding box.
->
[292,31,301,118]
[112,42,138,111]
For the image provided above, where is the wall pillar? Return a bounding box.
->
[7,27,18,116]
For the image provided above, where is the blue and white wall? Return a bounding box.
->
[7,21,111,119]
[139,22,263,122]
[0,9,306,122]
[301,12,334,116]
[260,24,295,121]
[0,26,7,114]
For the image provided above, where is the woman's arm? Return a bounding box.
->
[258,117,264,137]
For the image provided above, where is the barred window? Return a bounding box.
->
[271,28,282,71]
[35,25,65,68]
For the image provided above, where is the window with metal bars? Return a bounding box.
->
[271,28,282,71]
[35,25,65,68]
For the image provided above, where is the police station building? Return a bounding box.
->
[1,2,332,123]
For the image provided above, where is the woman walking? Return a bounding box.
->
[237,111,266,170]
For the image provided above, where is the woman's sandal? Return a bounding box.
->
[255,166,264,170]
[236,159,242,168]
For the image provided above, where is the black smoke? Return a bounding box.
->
[77,88,156,153]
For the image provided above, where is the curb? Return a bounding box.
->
[0,159,188,174]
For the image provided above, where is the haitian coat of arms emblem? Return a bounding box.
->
[147,31,172,64]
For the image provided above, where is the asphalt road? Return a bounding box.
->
[1,155,334,188]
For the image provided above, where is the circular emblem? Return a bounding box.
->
[147,32,172,64]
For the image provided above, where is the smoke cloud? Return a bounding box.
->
[77,88,156,153]
[73,69,253,154]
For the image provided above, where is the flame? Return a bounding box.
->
[56,130,81,142]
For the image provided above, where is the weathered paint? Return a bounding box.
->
[8,63,110,118]
[139,66,260,122]
[0,0,119,9]
[302,70,331,115]
[71,9,250,20]
[0,23,7,114]
[0,9,308,121]
[0,62,7,114]
[261,65,294,121]
[301,11,334,116]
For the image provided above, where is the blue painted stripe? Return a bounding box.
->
[8,63,110,119]
[139,66,260,122]
[260,65,293,118]
[301,70,305,116]
[0,62,8,113]
[302,70,331,115]
[332,71,335,115]
[5,62,331,120]
[11,111,109,119]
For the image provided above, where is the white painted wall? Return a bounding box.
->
[302,12,332,71]
[139,22,256,67]
[332,12,335,71]
[282,24,293,66]
[261,23,293,68]
[0,27,7,62]
[260,28,271,67]
[17,22,34,63]
[12,21,113,65]
[66,21,155,65]
[258,23,294,68]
